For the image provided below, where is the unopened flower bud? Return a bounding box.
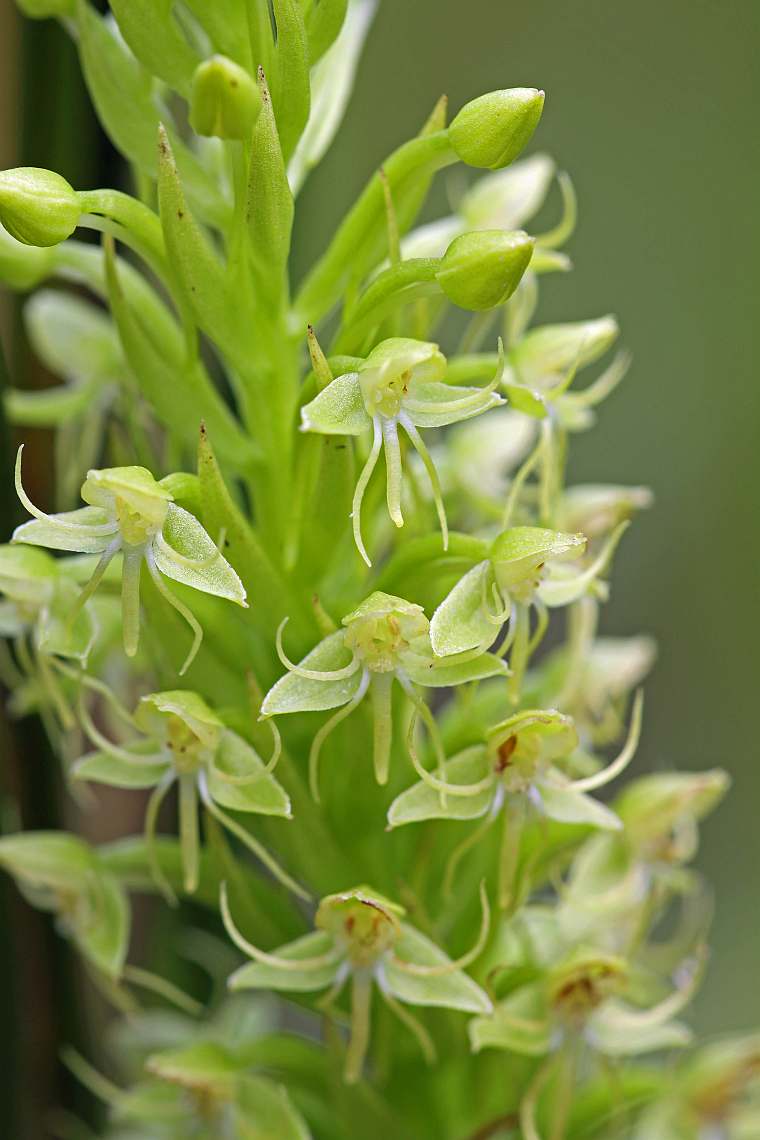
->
[437,230,535,310]
[449,88,545,171]
[0,167,79,247]
[189,56,262,141]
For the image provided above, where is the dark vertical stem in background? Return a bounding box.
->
[0,9,115,1138]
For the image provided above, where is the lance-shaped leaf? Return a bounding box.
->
[380,925,492,1013]
[248,70,294,293]
[289,0,377,193]
[157,127,240,356]
[268,0,310,163]
[109,0,199,93]
[303,0,349,63]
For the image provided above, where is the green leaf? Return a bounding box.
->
[76,2,225,227]
[387,747,494,827]
[300,372,369,435]
[233,1074,313,1140]
[247,71,294,292]
[269,0,311,163]
[157,128,239,355]
[430,560,501,656]
[289,0,376,193]
[229,931,340,992]
[303,0,349,63]
[261,631,364,714]
[207,730,291,816]
[103,237,254,469]
[469,982,551,1055]
[109,0,199,93]
[75,870,130,979]
[153,504,247,605]
[381,925,492,1013]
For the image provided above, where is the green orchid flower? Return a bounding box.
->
[12,449,246,673]
[430,522,627,699]
[261,590,507,798]
[300,337,503,564]
[0,830,129,981]
[631,1034,760,1140]
[222,882,491,1084]
[73,688,304,902]
[389,697,641,908]
[62,1036,313,1140]
[470,905,703,1140]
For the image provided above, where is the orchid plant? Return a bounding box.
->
[0,2,750,1138]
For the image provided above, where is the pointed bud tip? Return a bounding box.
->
[437,229,535,310]
[450,87,545,171]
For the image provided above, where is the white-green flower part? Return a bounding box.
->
[223,882,491,1084]
[73,688,300,900]
[430,522,630,700]
[300,337,503,565]
[262,590,507,797]
[469,908,699,1072]
[389,698,641,907]
[0,830,128,980]
[12,448,246,673]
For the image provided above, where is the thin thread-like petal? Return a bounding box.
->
[351,417,383,566]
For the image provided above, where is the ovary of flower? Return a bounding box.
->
[300,338,504,566]
[11,447,246,674]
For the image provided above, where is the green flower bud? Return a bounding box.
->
[0,224,54,289]
[437,230,535,310]
[189,56,262,141]
[15,0,74,17]
[0,167,79,247]
[449,88,545,170]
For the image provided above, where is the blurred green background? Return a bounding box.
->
[0,0,758,1132]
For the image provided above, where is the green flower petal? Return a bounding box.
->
[207,730,291,817]
[300,372,369,435]
[152,504,247,605]
[261,631,364,715]
[536,773,621,831]
[430,560,501,656]
[229,931,341,993]
[12,507,116,554]
[388,747,495,827]
[469,982,551,1055]
[404,651,507,688]
[381,925,492,1013]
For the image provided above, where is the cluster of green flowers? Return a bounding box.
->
[0,2,755,1138]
